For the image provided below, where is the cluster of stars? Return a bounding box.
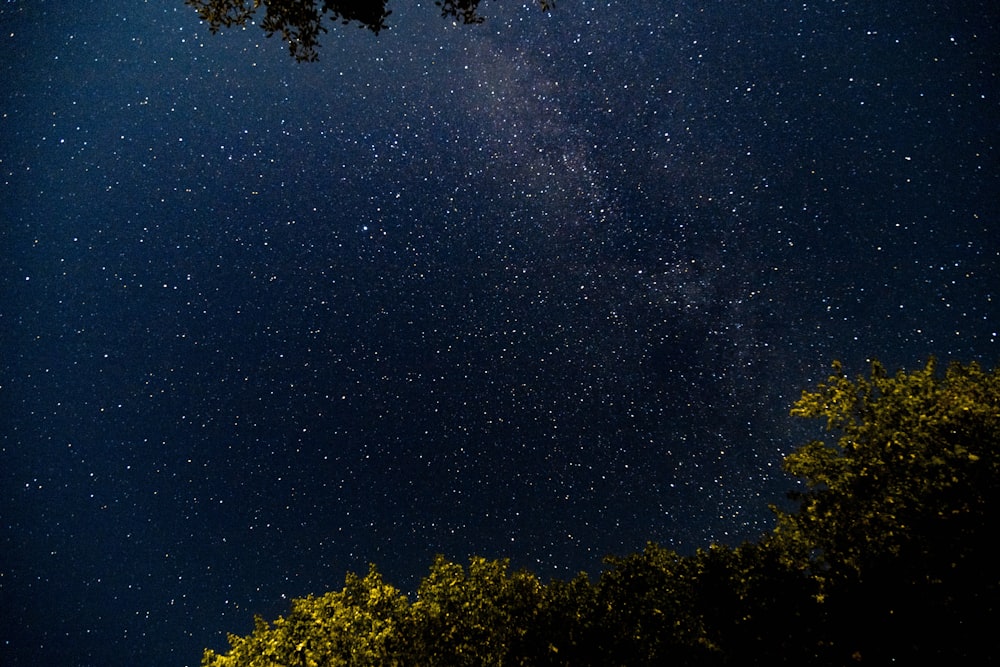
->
[1,2,996,666]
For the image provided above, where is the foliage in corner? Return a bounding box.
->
[202,359,999,665]
[771,357,999,661]
[186,0,554,62]
[775,358,999,576]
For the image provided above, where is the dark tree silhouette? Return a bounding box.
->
[186,0,554,61]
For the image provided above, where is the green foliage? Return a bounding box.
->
[186,0,554,62]
[595,543,718,665]
[203,358,999,665]
[772,358,1000,661]
[401,555,544,665]
[775,358,1000,579]
[592,540,822,665]
[202,564,409,667]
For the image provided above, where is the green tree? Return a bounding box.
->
[594,542,718,666]
[774,358,999,576]
[680,539,821,664]
[524,571,600,666]
[200,358,999,665]
[201,564,409,667]
[591,540,821,666]
[773,358,1000,661]
[185,0,554,62]
[400,555,545,665]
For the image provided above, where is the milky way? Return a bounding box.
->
[2,2,996,665]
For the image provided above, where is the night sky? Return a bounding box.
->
[2,1,997,664]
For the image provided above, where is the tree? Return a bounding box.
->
[682,539,822,664]
[591,539,823,666]
[774,358,999,576]
[201,358,999,665]
[525,571,600,666]
[772,358,1000,662]
[593,542,719,666]
[185,0,555,62]
[201,564,409,667]
[399,555,545,665]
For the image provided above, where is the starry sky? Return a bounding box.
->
[1,0,997,664]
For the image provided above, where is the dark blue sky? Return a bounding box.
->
[2,1,997,665]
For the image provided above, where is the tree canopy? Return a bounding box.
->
[202,358,1000,665]
[185,0,554,62]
